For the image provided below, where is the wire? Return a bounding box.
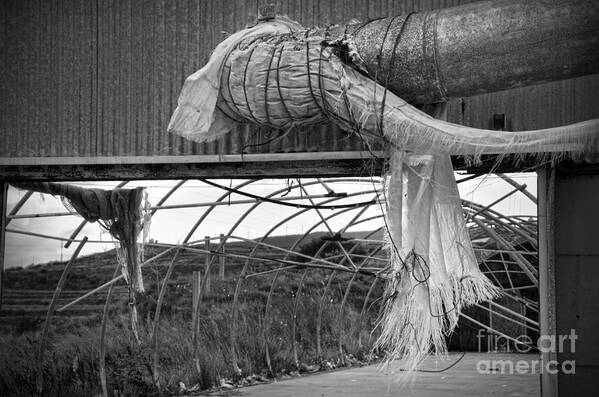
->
[199,179,377,210]
[395,350,467,373]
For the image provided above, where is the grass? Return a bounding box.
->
[0,241,384,396]
[0,300,380,396]
[0,232,531,395]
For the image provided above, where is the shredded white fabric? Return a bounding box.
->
[10,182,152,343]
[379,152,500,371]
[167,16,599,373]
[168,17,303,142]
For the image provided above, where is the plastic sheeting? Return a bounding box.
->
[168,17,599,158]
[10,181,151,342]
[379,152,499,370]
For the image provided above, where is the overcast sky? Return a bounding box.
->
[3,174,537,269]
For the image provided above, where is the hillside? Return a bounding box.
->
[0,231,385,396]
[1,230,383,330]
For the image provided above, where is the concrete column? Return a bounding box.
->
[552,164,599,396]
[538,166,558,397]
[539,163,599,396]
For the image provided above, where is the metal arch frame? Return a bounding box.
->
[5,190,33,226]
[229,187,380,374]
[464,200,538,279]
[465,203,538,250]
[336,242,385,362]
[289,199,376,369]
[99,261,122,397]
[471,217,538,285]
[458,186,540,346]
[357,275,380,349]
[314,219,385,360]
[468,216,538,279]
[497,174,537,205]
[212,179,379,373]
[288,184,376,367]
[464,198,537,247]
[260,208,385,372]
[260,206,370,371]
[190,178,380,376]
[1,172,544,387]
[152,179,257,382]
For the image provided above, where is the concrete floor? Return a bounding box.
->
[201,353,540,397]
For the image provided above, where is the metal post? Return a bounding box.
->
[488,301,494,352]
[204,236,211,294]
[538,166,558,397]
[192,271,201,326]
[37,236,87,396]
[0,182,7,313]
[219,233,225,280]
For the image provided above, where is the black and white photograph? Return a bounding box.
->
[0,1,597,396]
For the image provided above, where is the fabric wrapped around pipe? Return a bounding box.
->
[10,181,151,342]
[167,16,599,371]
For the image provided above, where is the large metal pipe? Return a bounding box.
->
[342,0,599,104]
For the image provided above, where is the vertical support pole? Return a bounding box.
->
[219,233,225,280]
[0,182,7,313]
[192,271,201,327]
[204,236,211,294]
[538,166,558,397]
[488,301,494,352]
[37,236,87,396]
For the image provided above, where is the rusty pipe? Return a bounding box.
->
[340,0,599,104]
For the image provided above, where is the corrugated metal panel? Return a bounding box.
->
[553,167,599,395]
[1,0,597,160]
[16,0,97,158]
[2,0,97,158]
[446,74,599,131]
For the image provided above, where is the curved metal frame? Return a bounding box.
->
[2,173,541,387]
[229,188,378,373]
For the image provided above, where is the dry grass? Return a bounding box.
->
[0,271,381,396]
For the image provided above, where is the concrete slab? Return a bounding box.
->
[201,353,540,397]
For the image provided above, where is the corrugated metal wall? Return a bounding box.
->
[447,74,599,132]
[1,0,98,158]
[1,0,598,159]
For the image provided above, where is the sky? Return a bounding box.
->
[3,173,537,269]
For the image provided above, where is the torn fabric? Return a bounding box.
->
[379,152,499,370]
[168,17,599,158]
[10,182,151,342]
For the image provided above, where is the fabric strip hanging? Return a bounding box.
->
[10,181,151,342]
